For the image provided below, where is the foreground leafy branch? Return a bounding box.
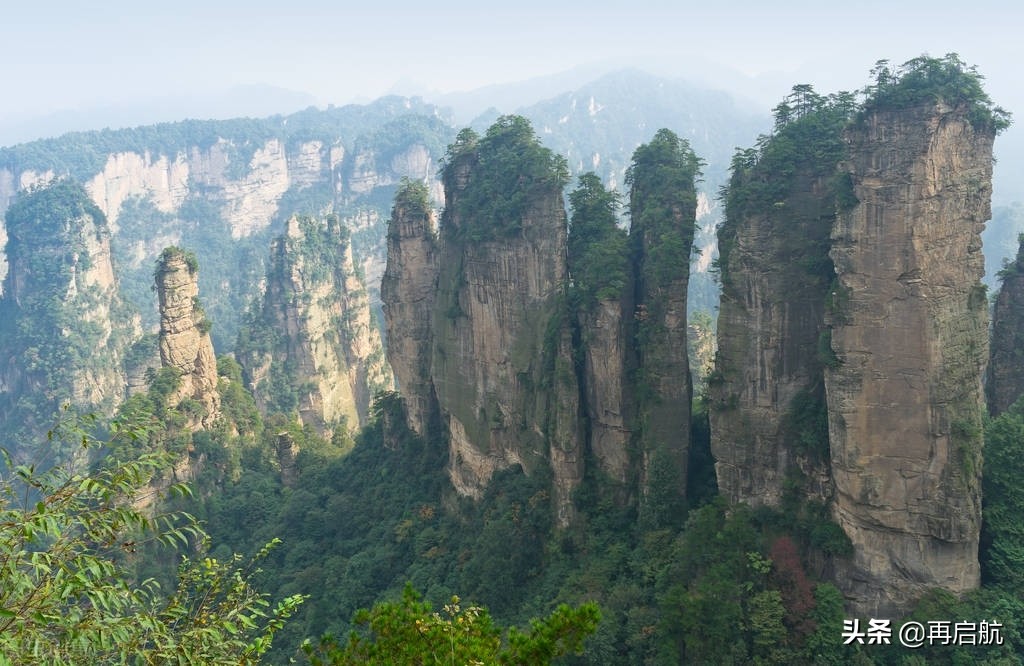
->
[0,416,304,665]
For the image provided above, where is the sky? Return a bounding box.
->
[2,0,1021,143]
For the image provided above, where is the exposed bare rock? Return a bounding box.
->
[627,129,700,506]
[711,172,837,509]
[239,214,392,432]
[433,169,575,502]
[825,101,993,616]
[987,238,1024,415]
[381,182,439,435]
[579,298,631,483]
[86,151,190,227]
[155,247,220,426]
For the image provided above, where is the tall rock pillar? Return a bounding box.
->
[825,101,993,615]
[156,247,220,427]
[381,181,439,435]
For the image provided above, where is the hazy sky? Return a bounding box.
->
[3,1,1020,113]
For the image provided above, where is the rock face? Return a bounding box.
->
[432,128,580,513]
[987,238,1024,416]
[578,298,631,483]
[155,248,220,427]
[627,129,701,507]
[712,180,835,508]
[710,96,847,509]
[239,214,392,432]
[383,120,585,525]
[0,180,137,449]
[383,121,701,527]
[826,101,992,615]
[381,182,439,435]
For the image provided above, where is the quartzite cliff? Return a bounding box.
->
[383,119,702,527]
[238,214,392,432]
[0,180,138,452]
[155,247,221,428]
[712,65,1001,615]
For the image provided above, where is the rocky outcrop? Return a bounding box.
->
[238,214,392,432]
[155,247,220,426]
[987,238,1024,415]
[0,179,138,448]
[712,183,835,508]
[710,96,847,509]
[432,129,579,510]
[381,181,438,435]
[826,101,993,615]
[579,298,631,484]
[383,120,585,525]
[628,129,701,506]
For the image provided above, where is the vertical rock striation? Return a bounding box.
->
[155,247,220,427]
[710,93,849,508]
[383,119,585,525]
[431,122,580,516]
[826,100,993,615]
[627,129,701,507]
[238,214,392,432]
[381,181,439,435]
[987,237,1024,416]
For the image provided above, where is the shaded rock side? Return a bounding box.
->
[155,248,220,426]
[627,129,700,502]
[241,215,392,432]
[987,238,1024,416]
[825,102,993,616]
[578,298,631,484]
[430,135,582,518]
[381,183,439,435]
[711,173,836,508]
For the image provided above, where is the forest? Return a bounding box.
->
[1,54,1023,665]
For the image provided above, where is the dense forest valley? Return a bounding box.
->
[4,55,1024,664]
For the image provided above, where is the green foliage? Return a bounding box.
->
[981,397,1024,593]
[443,116,569,241]
[390,178,433,228]
[0,416,303,664]
[717,86,854,288]
[0,179,133,446]
[627,127,702,334]
[303,583,599,665]
[785,383,830,460]
[859,53,1011,134]
[567,172,629,309]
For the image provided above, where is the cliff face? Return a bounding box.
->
[383,120,585,525]
[709,97,849,509]
[155,248,220,427]
[0,180,137,448]
[578,298,631,483]
[712,177,835,508]
[383,122,702,526]
[627,129,701,506]
[987,238,1024,416]
[239,215,392,432]
[826,101,993,615]
[0,104,453,352]
[432,141,578,506]
[381,182,438,435]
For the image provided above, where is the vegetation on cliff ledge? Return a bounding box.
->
[442,115,569,241]
[859,53,1011,133]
